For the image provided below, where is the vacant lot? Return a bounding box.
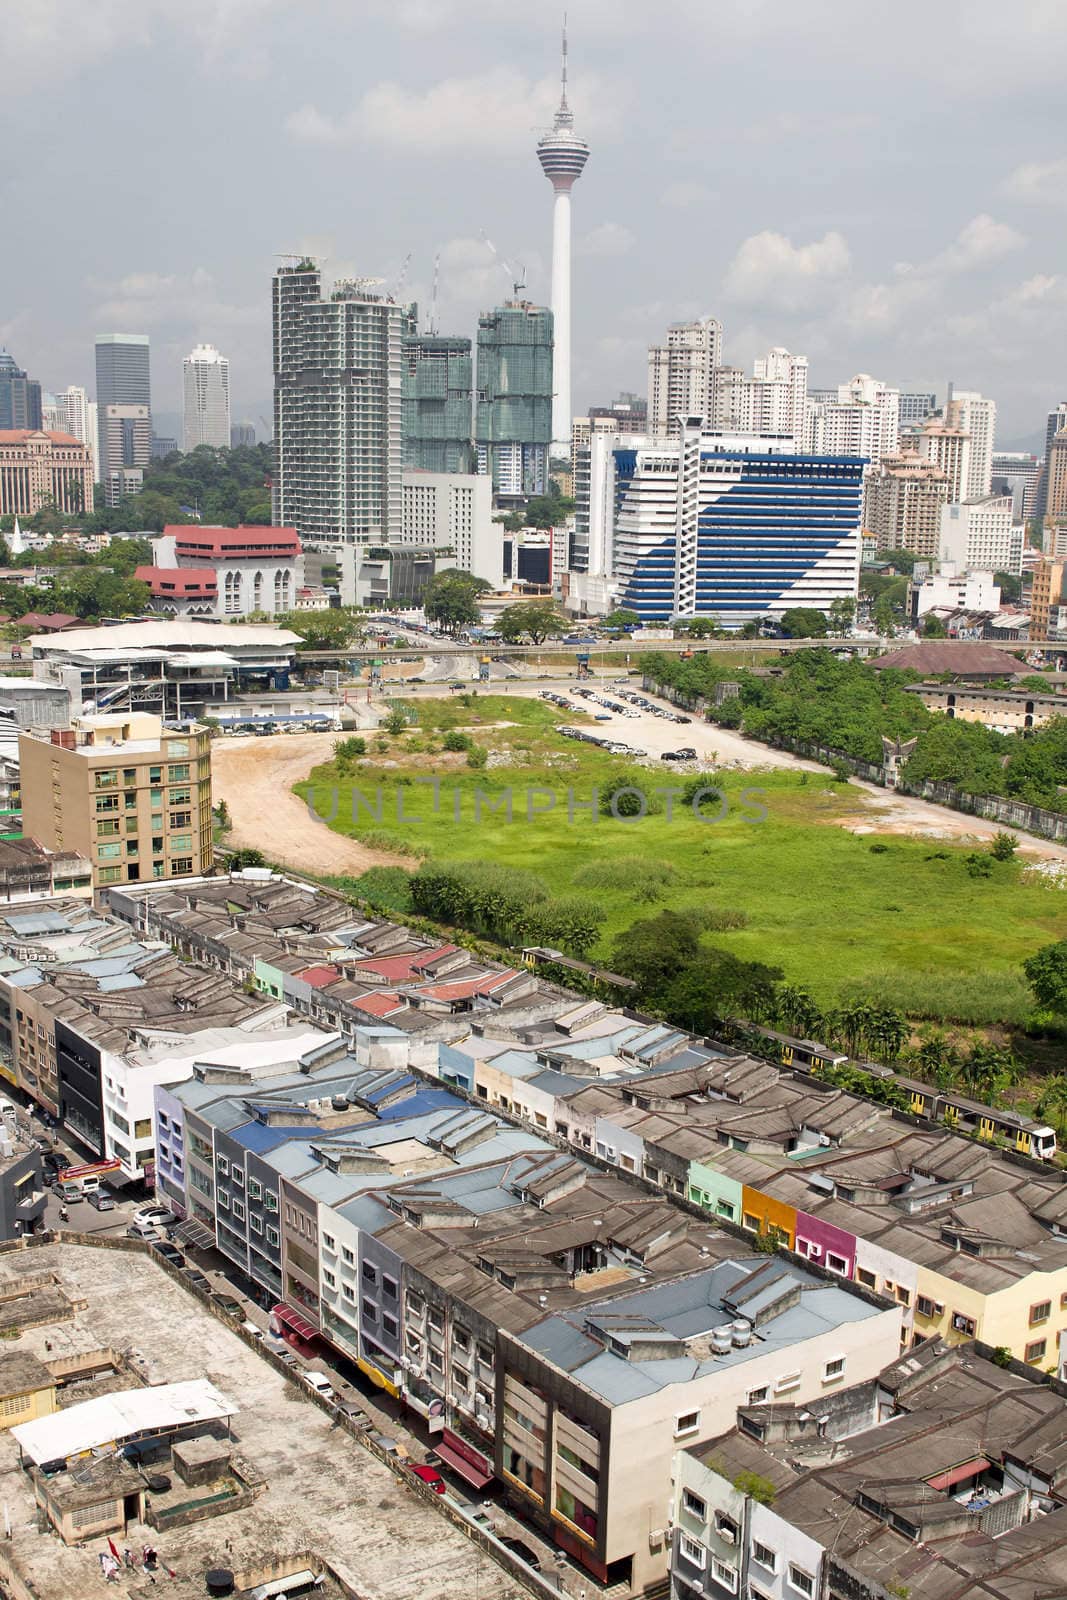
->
[296,701,1067,1024]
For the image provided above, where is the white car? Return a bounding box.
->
[301,1369,336,1401]
[133,1204,173,1230]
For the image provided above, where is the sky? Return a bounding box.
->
[2,0,1066,447]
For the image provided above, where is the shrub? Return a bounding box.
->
[334,736,366,761]
[869,841,889,854]
[990,831,1019,861]
[573,857,678,902]
[830,759,851,784]
[443,730,471,752]
[733,1470,777,1506]
[466,743,488,769]
[383,708,408,736]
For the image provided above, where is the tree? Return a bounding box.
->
[989,831,1019,861]
[908,1029,959,1089]
[1038,1074,1067,1135]
[779,608,828,639]
[995,571,1022,605]
[922,615,948,638]
[663,951,782,1032]
[284,608,365,651]
[828,597,856,635]
[603,609,641,632]
[675,616,722,639]
[422,569,491,634]
[498,600,568,645]
[1023,940,1067,1015]
[525,493,573,528]
[873,595,897,637]
[611,912,703,997]
[382,708,408,735]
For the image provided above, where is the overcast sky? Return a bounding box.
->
[2,0,1065,446]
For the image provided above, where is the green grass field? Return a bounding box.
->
[297,698,1067,1024]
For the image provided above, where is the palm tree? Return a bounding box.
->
[960,1043,1011,1106]
[776,985,822,1038]
[866,1006,907,1064]
[1037,1075,1067,1136]
[909,1029,958,1090]
[835,1001,875,1058]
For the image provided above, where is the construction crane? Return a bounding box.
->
[481,233,525,298]
[428,252,441,335]
[390,251,413,303]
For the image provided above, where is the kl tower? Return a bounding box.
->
[537,19,589,457]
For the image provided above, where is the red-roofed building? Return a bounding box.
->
[145,524,308,618]
[15,611,78,633]
[294,965,341,989]
[353,945,464,984]
[0,430,94,518]
[134,567,219,618]
[351,990,406,1018]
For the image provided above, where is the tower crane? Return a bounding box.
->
[481,233,526,298]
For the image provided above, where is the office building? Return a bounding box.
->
[401,334,474,474]
[863,453,948,556]
[586,425,863,625]
[0,352,42,432]
[230,422,256,449]
[400,470,501,588]
[272,262,407,548]
[19,712,212,893]
[0,431,94,518]
[939,495,1021,575]
[909,564,1000,620]
[95,334,151,505]
[807,373,899,467]
[536,24,589,453]
[950,387,996,498]
[991,450,1040,520]
[475,300,554,497]
[1029,559,1065,640]
[136,523,304,619]
[672,1342,1067,1600]
[182,343,231,453]
[648,318,722,436]
[898,390,937,430]
[571,395,648,572]
[52,386,94,478]
[1035,401,1067,518]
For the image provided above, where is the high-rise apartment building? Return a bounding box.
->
[915,409,972,505]
[647,317,722,436]
[571,395,648,572]
[863,453,948,556]
[230,422,256,449]
[401,334,474,473]
[1046,429,1067,523]
[1035,402,1067,518]
[0,352,42,432]
[400,470,501,589]
[95,334,151,505]
[475,299,554,497]
[807,374,900,466]
[52,386,94,478]
[1029,559,1065,640]
[949,388,996,499]
[182,343,231,453]
[19,713,213,892]
[272,262,407,548]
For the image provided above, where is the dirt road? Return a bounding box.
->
[212,734,409,876]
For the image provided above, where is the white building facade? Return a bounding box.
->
[939,495,1021,575]
[648,319,723,436]
[400,470,502,589]
[950,389,996,499]
[182,343,231,453]
[806,374,900,467]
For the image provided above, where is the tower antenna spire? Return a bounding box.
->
[561,12,569,108]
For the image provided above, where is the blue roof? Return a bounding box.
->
[5,912,73,935]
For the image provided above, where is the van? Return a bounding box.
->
[301,1369,336,1401]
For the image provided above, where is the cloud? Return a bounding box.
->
[930,213,1025,271]
[1002,158,1067,206]
[723,230,851,312]
[575,223,634,259]
[287,65,618,156]
[90,267,262,333]
[661,181,712,211]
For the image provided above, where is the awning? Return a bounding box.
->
[271,1303,319,1343]
[355,1355,399,1398]
[249,1571,318,1600]
[172,1218,215,1251]
[926,1456,991,1492]
[433,1439,494,1490]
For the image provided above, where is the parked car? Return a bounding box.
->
[408,1463,446,1495]
[212,1293,244,1318]
[498,1536,542,1571]
[132,1204,172,1229]
[181,1268,212,1292]
[126,1222,160,1242]
[301,1369,336,1401]
[87,1192,115,1212]
[675,747,697,759]
[57,1181,85,1203]
[149,1240,183,1265]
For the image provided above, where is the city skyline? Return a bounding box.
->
[1,4,1065,444]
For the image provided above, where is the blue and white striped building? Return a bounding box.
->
[584,420,863,627]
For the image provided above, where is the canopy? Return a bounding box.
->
[12,1379,235,1466]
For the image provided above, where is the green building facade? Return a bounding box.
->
[475,301,554,497]
[401,335,475,474]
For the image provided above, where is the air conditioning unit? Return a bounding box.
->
[648,1529,665,1550]
[717,1524,737,1545]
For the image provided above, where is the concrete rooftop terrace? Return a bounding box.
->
[0,1244,529,1600]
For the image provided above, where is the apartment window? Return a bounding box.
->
[382,1274,398,1300]
[218,1191,229,1210]
[94,771,118,789]
[916,1296,943,1318]
[743,1212,760,1231]
[170,859,193,875]
[231,1199,245,1222]
[96,819,120,837]
[168,764,190,782]
[322,1233,335,1252]
[230,1167,243,1188]
[248,1178,262,1200]
[682,1489,706,1521]
[678,1535,705,1570]
[896,1287,911,1307]
[383,1313,398,1338]
[1030,1301,1051,1326]
[169,834,192,854]
[134,1118,151,1140]
[149,767,162,784]
[749,1586,773,1600]
[362,1261,378,1285]
[95,795,119,814]
[675,1410,700,1437]
[823,1356,846,1382]
[826,1252,848,1274]
[216,1156,229,1176]
[266,1226,279,1246]
[711,1557,738,1593]
[364,1301,378,1325]
[746,1386,768,1405]
[323,1269,336,1288]
[951,1312,976,1336]
[249,1214,263,1235]
[170,811,192,830]
[170,786,191,805]
[788,1565,814,1597]
[97,866,123,884]
[341,1246,354,1265]
[1026,1339,1047,1363]
[752,1542,776,1572]
[342,1284,355,1303]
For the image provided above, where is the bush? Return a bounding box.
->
[382,708,408,736]
[830,759,851,784]
[965,852,993,878]
[334,736,366,761]
[573,857,678,902]
[347,866,414,913]
[443,730,471,752]
[466,743,488,769]
[990,831,1019,861]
